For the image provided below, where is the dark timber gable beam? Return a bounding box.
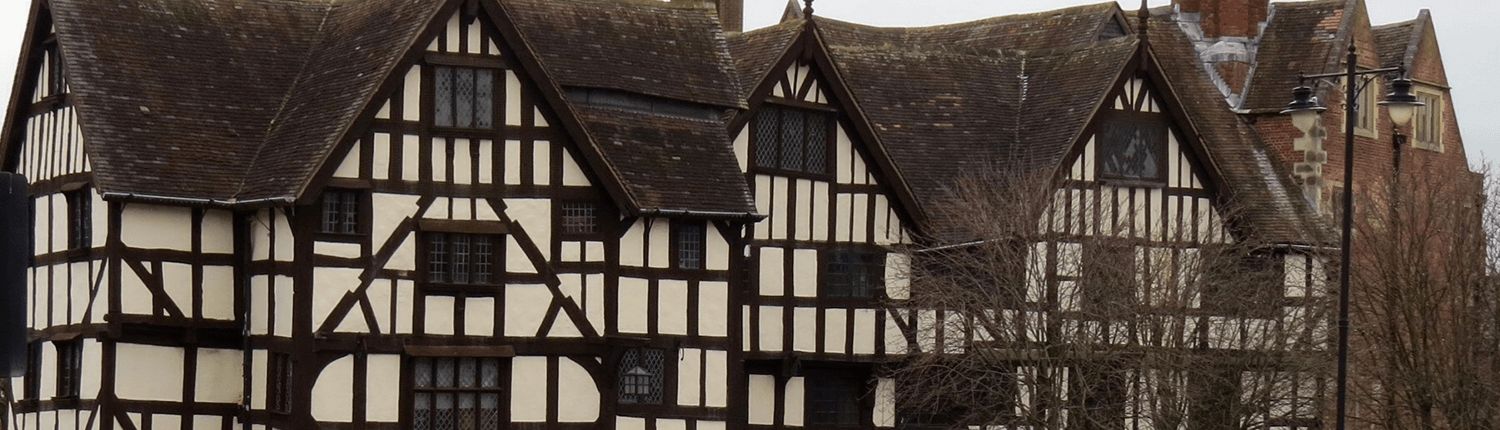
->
[1,0,52,174]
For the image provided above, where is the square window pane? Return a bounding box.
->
[456,68,476,128]
[476,70,495,129]
[435,67,455,127]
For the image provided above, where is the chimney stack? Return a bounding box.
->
[714,0,744,33]
[1174,0,1269,39]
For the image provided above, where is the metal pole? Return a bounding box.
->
[1335,42,1357,430]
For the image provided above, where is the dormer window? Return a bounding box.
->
[1097,114,1166,183]
[1412,88,1443,151]
[433,66,495,129]
[752,104,832,176]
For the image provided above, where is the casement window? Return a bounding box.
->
[752,104,833,176]
[268,352,293,414]
[1081,244,1136,313]
[1351,79,1379,137]
[671,221,707,270]
[559,202,601,237]
[617,348,666,405]
[806,373,864,427]
[825,249,885,299]
[65,188,89,251]
[44,41,64,96]
[54,340,80,398]
[320,189,363,235]
[433,66,496,129]
[410,357,505,430]
[424,233,499,289]
[1412,89,1443,150]
[23,342,40,400]
[1097,114,1166,182]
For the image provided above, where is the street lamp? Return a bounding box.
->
[1281,44,1424,430]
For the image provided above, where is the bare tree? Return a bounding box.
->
[888,169,1332,430]
[1347,161,1500,429]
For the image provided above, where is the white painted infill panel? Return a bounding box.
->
[533,140,551,186]
[648,219,669,268]
[195,348,243,403]
[618,417,647,430]
[315,268,362,333]
[884,253,910,300]
[620,220,646,267]
[454,139,473,185]
[201,266,235,320]
[758,247,784,296]
[699,281,728,337]
[402,135,422,182]
[477,140,494,185]
[505,285,552,337]
[853,309,877,355]
[793,307,816,352]
[511,357,548,422]
[367,355,402,422]
[659,280,689,335]
[504,140,523,185]
[824,308,847,354]
[659,419,687,430]
[771,177,788,240]
[794,179,812,241]
[812,181,830,241]
[791,249,816,298]
[834,193,851,242]
[754,175,772,240]
[874,378,897,427]
[758,306,783,351]
[333,143,361,179]
[80,340,102,400]
[373,133,392,180]
[704,350,728,407]
[851,194,869,243]
[119,265,153,316]
[706,227,729,271]
[90,191,108,249]
[425,296,456,335]
[505,71,522,127]
[466,297,496,337]
[114,343,185,402]
[395,280,416,334]
[557,358,601,422]
[676,348,703,406]
[403,67,421,122]
[884,310,908,355]
[617,278,650,334]
[733,128,749,172]
[784,377,806,426]
[561,149,590,186]
[120,204,192,251]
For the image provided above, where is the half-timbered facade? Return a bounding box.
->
[0,0,1473,429]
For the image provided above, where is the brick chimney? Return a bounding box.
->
[1174,0,1269,39]
[714,0,744,33]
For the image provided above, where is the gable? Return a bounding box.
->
[1052,75,1231,244]
[3,5,88,186]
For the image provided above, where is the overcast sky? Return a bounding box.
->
[1,0,1495,166]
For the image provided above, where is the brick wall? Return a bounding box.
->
[1175,0,1270,39]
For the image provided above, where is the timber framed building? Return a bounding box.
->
[0,0,1473,429]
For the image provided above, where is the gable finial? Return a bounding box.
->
[803,0,814,17]
[1137,0,1150,42]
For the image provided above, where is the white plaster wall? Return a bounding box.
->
[747,374,776,425]
[195,348,243,403]
[698,281,729,337]
[511,357,548,422]
[201,265,235,320]
[367,354,402,422]
[505,285,552,337]
[704,350,728,407]
[120,204,192,250]
[558,358,601,422]
[618,277,649,334]
[659,280,688,335]
[312,355,354,422]
[759,247,784,296]
[784,377,805,426]
[676,348,703,406]
[114,343,184,402]
[314,268,362,332]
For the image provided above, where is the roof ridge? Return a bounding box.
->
[233,0,338,200]
[813,2,1115,33]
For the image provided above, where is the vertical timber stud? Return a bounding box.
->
[0,173,27,378]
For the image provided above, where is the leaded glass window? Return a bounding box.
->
[825,249,885,299]
[1097,115,1166,182]
[54,340,81,398]
[807,373,863,427]
[1414,91,1443,150]
[321,190,362,235]
[752,105,833,176]
[433,66,496,129]
[672,221,706,270]
[268,352,293,413]
[426,233,499,287]
[561,203,599,236]
[65,188,90,250]
[412,357,505,430]
[618,348,665,405]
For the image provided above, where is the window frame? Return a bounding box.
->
[43,40,65,97]
[670,220,708,271]
[64,187,90,252]
[268,351,294,414]
[615,347,670,407]
[823,248,887,300]
[1350,78,1379,138]
[429,65,499,131]
[804,369,868,428]
[318,188,367,238]
[1094,111,1170,185]
[1412,87,1444,151]
[557,201,607,241]
[405,355,509,430]
[420,230,505,295]
[23,342,40,401]
[53,340,81,399]
[750,102,836,179]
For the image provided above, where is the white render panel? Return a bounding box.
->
[874,378,897,427]
[699,281,729,337]
[834,193,851,242]
[115,343,185,402]
[793,307,816,352]
[754,175,771,240]
[676,348,703,406]
[477,139,494,184]
[885,253,910,300]
[79,340,102,400]
[759,247,784,296]
[195,348,243,403]
[333,144,360,179]
[314,241,361,259]
[812,181,830,241]
[402,135,422,182]
[557,358,601,422]
[659,279,689,335]
[505,286,551,336]
[707,227,730,271]
[771,177,788,239]
[794,179,812,241]
[791,249,816,298]
[885,310,908,354]
[466,297,496,337]
[784,377,805,426]
[366,354,402,422]
[431,138,448,182]
[505,198,551,258]
[313,356,355,422]
[425,296,456,335]
[454,138,473,185]
[836,126,853,183]
[121,204,192,250]
[825,308,847,354]
[853,309,877,355]
[704,350,728,407]
[504,140,523,185]
[618,417,646,430]
[533,140,552,185]
[758,306,783,351]
[648,219,669,268]
[733,127,749,171]
[505,71,522,126]
[748,374,776,425]
[621,220,646,267]
[315,268,362,332]
[275,276,294,337]
[511,357,548,422]
[374,133,392,180]
[618,277,650,334]
[561,149,591,186]
[403,67,421,122]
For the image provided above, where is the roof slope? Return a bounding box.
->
[1240,0,1346,112]
[1373,19,1417,69]
[726,20,803,99]
[575,105,754,214]
[814,3,1122,54]
[49,0,330,200]
[501,0,744,109]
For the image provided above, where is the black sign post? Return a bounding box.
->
[0,173,27,378]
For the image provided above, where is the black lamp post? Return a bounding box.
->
[1280,44,1424,430]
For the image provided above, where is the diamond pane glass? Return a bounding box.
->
[459,393,476,430]
[414,393,432,430]
[460,358,477,388]
[482,360,500,388]
[781,110,805,170]
[475,70,494,129]
[435,393,455,429]
[435,67,455,127]
[456,68,476,128]
[481,394,500,428]
[436,358,456,387]
[414,358,433,388]
[754,108,779,169]
[806,112,828,174]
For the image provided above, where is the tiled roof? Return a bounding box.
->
[1373,19,1418,69]
[501,0,745,109]
[726,20,803,100]
[575,105,753,215]
[814,3,1122,54]
[1239,0,1347,112]
[1151,16,1325,244]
